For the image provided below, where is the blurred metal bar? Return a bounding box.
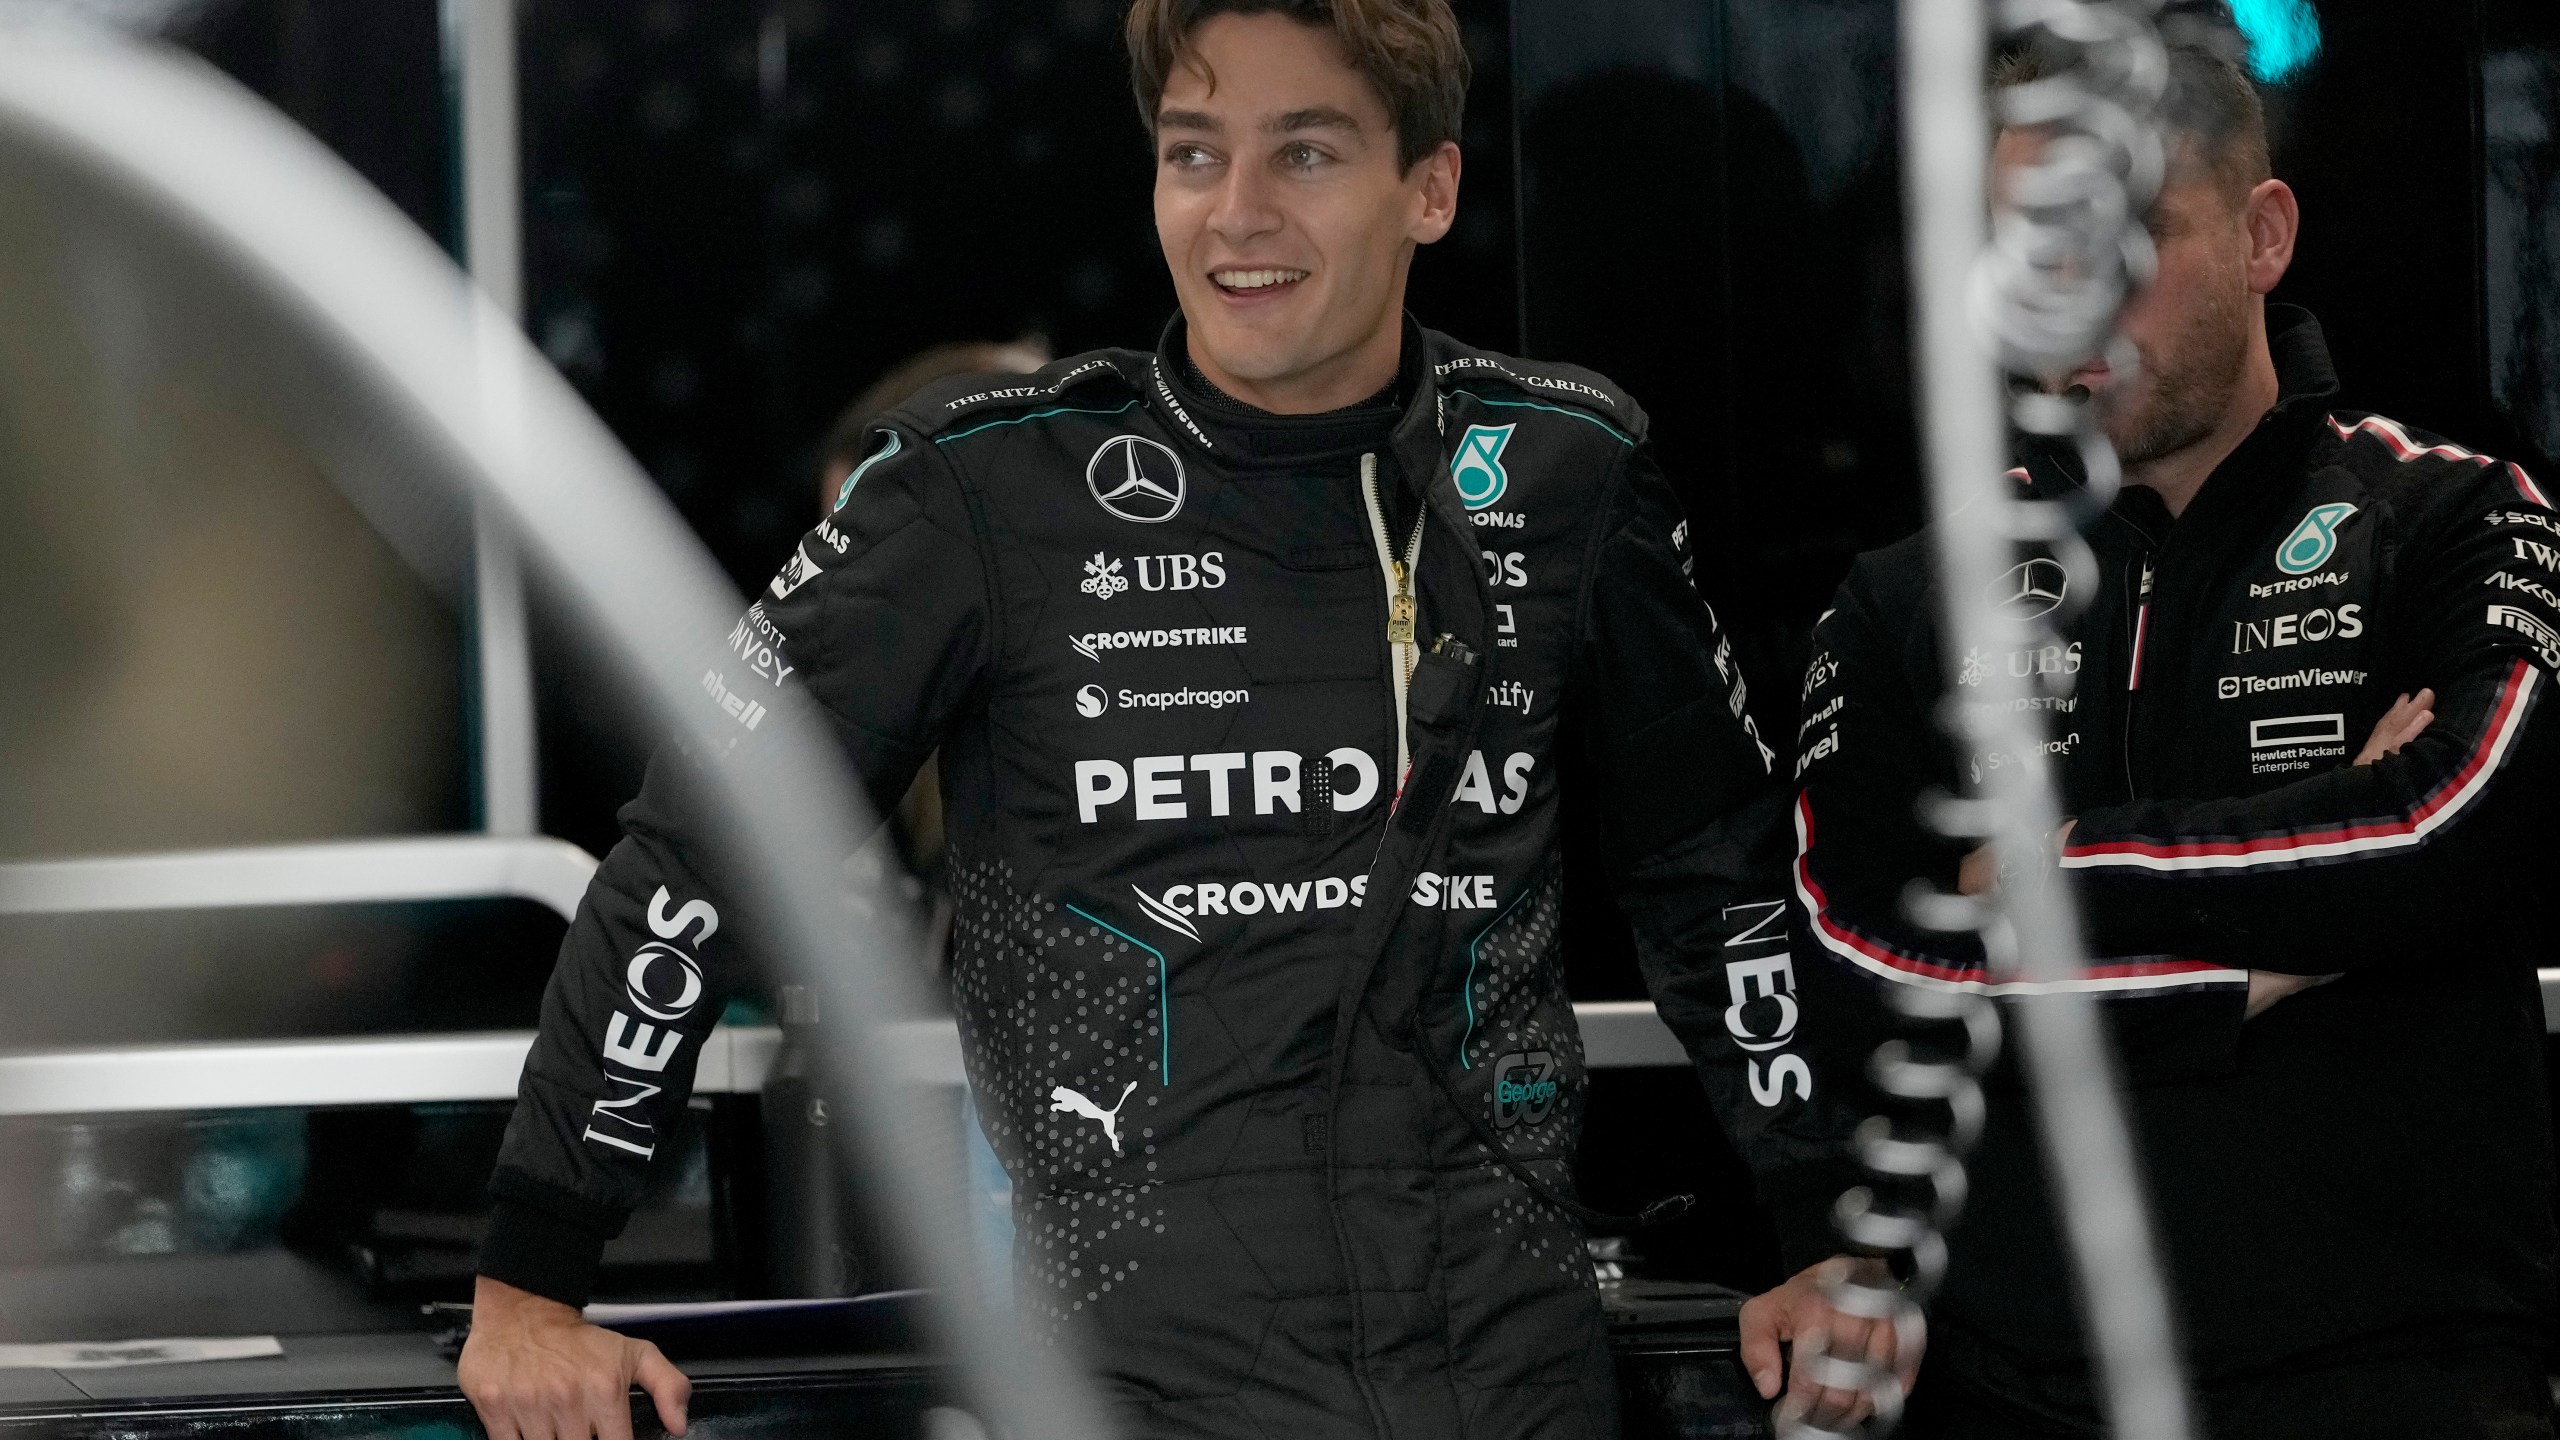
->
[0,1031,553,1115]
[1571,998,1689,1068]
[445,0,521,320]
[472,509,538,835]
[0,1004,1696,1117]
[444,0,537,836]
[0,1025,778,1115]
[23,971,2560,1117]
[0,835,598,922]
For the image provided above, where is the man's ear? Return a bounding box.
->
[1407,140,1462,245]
[2244,177,2298,295]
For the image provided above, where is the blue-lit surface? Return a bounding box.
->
[2232,0,2322,83]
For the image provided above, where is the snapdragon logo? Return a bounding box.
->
[1130,875,1369,942]
[1078,684,1250,718]
[1142,687,1248,712]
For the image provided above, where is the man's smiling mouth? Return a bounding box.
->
[1211,267,1310,296]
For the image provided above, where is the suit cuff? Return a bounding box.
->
[1771,1192,1845,1278]
[478,1197,614,1309]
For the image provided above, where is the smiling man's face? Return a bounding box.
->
[1152,11,1458,413]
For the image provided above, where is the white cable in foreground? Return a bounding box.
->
[1874,1,2199,1438]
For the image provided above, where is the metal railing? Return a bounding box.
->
[0,1002,1688,1117]
[0,835,597,920]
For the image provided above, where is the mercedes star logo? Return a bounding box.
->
[1989,558,2069,620]
[1087,435,1187,524]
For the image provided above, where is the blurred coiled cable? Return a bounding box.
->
[1782,2,2196,1437]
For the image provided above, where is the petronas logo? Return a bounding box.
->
[2276,502,2358,574]
[1451,423,1517,510]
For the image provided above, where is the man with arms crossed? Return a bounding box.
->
[1781,31,2559,1439]
[456,3,1839,1437]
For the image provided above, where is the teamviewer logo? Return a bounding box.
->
[2218,676,2241,699]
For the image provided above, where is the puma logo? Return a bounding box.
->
[1049,1080,1139,1156]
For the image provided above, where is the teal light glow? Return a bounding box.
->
[2230,0,2322,83]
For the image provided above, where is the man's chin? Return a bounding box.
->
[1187,334,1314,387]
[2110,415,2218,470]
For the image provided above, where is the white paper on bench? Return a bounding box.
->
[582,1291,924,1326]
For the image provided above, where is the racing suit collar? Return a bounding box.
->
[1150,313,1429,471]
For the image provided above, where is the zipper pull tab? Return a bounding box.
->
[2140,561,2155,597]
[1388,560,1417,645]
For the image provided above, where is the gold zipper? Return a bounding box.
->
[1360,453,1426,787]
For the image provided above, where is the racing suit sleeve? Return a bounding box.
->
[1573,445,1864,1275]
[1788,562,2248,1142]
[479,425,991,1306]
[2062,480,2560,972]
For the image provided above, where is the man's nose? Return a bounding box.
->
[1206,161,1281,246]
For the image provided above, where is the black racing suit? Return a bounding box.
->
[1784,309,2559,1432]
[478,320,1822,1439]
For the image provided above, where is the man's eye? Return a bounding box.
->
[1166,144,1215,168]
[1281,142,1325,169]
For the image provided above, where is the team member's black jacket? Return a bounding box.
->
[481,321,1822,1438]
[1786,310,2559,1382]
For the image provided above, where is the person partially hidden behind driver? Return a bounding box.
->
[1764,21,2560,1440]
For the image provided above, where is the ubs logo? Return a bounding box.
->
[1087,435,1187,523]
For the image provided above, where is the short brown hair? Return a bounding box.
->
[1124,0,1470,173]
[1994,29,2271,205]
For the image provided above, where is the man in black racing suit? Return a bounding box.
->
[1781,36,2560,1440]
[455,4,1832,1438]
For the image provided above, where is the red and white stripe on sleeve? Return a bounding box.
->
[2061,660,2540,875]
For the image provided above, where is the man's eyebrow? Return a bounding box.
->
[1156,108,1222,133]
[1267,106,1362,135]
